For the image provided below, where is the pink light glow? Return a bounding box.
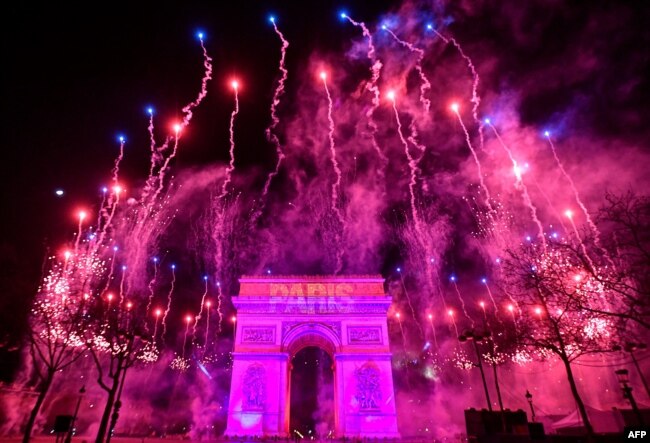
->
[239,276,385,283]
[26,11,641,435]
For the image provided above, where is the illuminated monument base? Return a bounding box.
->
[225,275,400,438]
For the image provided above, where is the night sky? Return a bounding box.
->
[0,1,390,378]
[1,0,648,381]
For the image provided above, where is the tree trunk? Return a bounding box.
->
[95,376,120,443]
[23,370,54,443]
[560,356,594,438]
[106,365,129,443]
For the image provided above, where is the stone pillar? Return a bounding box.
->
[225,352,289,437]
[278,353,290,436]
[334,353,400,438]
[334,356,345,437]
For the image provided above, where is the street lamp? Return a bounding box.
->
[613,342,650,399]
[615,369,645,425]
[459,330,493,412]
[482,330,505,417]
[65,386,86,443]
[525,390,535,422]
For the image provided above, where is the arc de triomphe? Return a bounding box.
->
[225,275,400,438]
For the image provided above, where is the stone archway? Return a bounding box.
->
[289,346,335,438]
[225,275,400,438]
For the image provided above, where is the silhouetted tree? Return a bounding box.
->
[501,238,621,438]
[82,296,149,443]
[23,257,87,443]
[593,191,650,330]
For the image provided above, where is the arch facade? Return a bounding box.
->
[225,275,400,438]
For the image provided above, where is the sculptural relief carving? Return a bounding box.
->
[355,363,382,410]
[242,364,266,410]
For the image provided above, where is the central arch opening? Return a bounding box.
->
[289,346,335,439]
